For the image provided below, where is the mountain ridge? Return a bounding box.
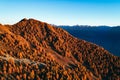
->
[0,18,120,80]
[58,25,120,56]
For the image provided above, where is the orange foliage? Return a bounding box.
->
[0,18,119,80]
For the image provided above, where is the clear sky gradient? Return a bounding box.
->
[0,0,120,26]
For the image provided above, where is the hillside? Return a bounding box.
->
[58,25,120,56]
[0,19,120,80]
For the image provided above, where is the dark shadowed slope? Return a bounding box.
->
[58,25,120,56]
[0,19,120,80]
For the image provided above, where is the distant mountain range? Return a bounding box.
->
[58,25,120,56]
[0,19,119,80]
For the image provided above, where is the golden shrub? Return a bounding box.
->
[30,70,35,79]
[8,57,14,64]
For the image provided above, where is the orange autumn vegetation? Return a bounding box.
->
[0,18,120,80]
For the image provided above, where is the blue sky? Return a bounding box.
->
[0,0,120,26]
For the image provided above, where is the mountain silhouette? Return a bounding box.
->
[0,18,119,80]
[58,25,120,56]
